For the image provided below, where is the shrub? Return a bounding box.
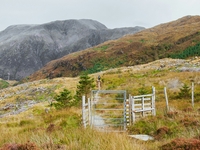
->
[154,126,170,140]
[0,141,39,150]
[177,83,191,99]
[74,74,95,106]
[53,89,73,109]
[161,138,200,150]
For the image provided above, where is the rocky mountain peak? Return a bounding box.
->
[0,19,144,80]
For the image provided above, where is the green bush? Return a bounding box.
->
[53,89,73,109]
[177,83,191,99]
[74,74,95,106]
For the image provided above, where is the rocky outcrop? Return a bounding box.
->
[0,19,145,80]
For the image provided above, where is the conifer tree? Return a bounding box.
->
[178,83,191,99]
[54,89,72,109]
[74,74,95,105]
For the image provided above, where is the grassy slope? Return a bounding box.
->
[27,15,200,81]
[1,58,200,149]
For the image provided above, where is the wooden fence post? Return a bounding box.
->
[129,94,132,125]
[88,98,91,126]
[164,87,169,112]
[152,86,156,116]
[82,96,86,128]
[131,96,135,123]
[192,82,194,107]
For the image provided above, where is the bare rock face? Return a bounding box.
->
[0,19,145,80]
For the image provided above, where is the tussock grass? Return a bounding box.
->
[1,58,200,149]
[0,106,147,150]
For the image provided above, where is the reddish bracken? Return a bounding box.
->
[183,107,193,112]
[46,123,55,133]
[161,138,200,150]
[154,126,170,140]
[166,111,178,118]
[180,117,199,127]
[0,141,39,150]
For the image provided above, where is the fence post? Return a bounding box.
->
[131,96,135,123]
[129,94,132,125]
[88,98,91,126]
[82,95,86,128]
[152,86,156,116]
[142,96,144,117]
[123,92,126,130]
[164,87,169,112]
[126,99,129,127]
[192,82,194,107]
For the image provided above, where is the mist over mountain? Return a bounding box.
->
[0,19,145,80]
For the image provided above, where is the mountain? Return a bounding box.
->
[27,15,200,81]
[0,19,145,80]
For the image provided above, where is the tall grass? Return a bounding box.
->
[1,59,200,149]
[0,107,147,150]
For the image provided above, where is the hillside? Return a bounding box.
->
[1,57,200,117]
[27,15,200,81]
[1,57,200,149]
[0,19,144,81]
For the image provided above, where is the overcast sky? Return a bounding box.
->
[1,0,200,32]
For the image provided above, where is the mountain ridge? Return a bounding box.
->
[27,15,200,81]
[0,19,144,80]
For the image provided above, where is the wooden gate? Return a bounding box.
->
[129,87,156,124]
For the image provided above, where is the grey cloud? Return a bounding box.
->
[1,0,200,31]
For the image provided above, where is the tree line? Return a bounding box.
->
[170,42,200,59]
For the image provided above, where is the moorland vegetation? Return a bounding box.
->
[1,16,200,149]
[1,58,200,149]
[28,16,200,82]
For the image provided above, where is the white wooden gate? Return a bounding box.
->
[129,87,156,124]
